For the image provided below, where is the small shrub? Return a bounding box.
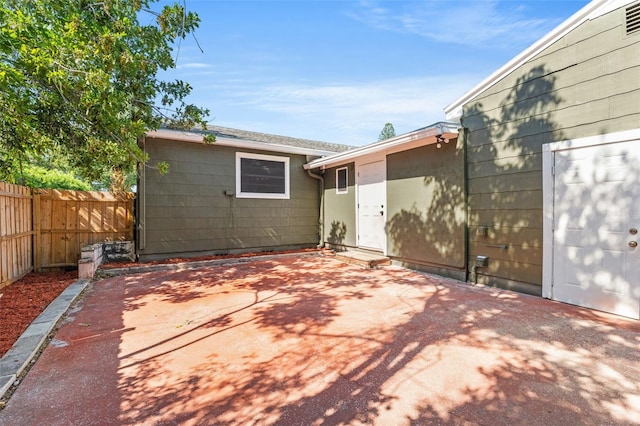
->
[17,165,92,191]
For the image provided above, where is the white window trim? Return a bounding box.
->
[336,166,348,194]
[236,152,290,199]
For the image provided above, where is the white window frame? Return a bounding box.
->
[236,152,290,199]
[336,166,348,194]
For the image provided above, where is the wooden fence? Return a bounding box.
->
[34,189,135,270]
[0,183,33,289]
[0,183,134,288]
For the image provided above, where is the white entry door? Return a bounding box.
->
[357,159,386,251]
[552,140,640,319]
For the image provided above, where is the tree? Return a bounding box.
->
[378,122,396,141]
[0,0,212,192]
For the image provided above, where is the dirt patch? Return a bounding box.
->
[0,271,77,358]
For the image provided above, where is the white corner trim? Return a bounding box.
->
[541,144,555,299]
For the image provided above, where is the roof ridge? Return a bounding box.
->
[158,124,354,153]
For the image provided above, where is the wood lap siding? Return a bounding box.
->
[462,7,640,292]
[139,138,320,258]
[0,183,33,289]
[322,163,357,249]
[386,142,466,275]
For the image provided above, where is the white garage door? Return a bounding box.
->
[552,140,640,319]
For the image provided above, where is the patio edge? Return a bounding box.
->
[96,251,325,278]
[0,279,90,400]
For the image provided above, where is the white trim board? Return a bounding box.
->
[445,0,636,121]
[147,129,341,157]
[305,122,459,170]
[355,152,387,254]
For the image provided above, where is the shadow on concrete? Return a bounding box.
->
[117,258,640,425]
[1,256,638,425]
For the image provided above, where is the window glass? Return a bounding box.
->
[336,167,348,194]
[236,153,290,199]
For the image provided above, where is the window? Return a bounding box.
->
[336,167,348,194]
[236,152,290,199]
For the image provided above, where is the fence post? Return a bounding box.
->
[32,189,41,272]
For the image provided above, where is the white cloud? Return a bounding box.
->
[206,74,482,145]
[347,0,562,49]
[176,62,214,70]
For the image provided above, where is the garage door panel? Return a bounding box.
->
[552,140,640,319]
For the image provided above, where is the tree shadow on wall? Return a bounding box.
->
[327,220,347,250]
[462,64,566,284]
[386,65,566,282]
[386,139,466,268]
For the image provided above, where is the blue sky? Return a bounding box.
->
[156,0,591,146]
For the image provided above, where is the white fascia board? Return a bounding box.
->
[145,129,341,157]
[304,122,459,170]
[444,0,627,120]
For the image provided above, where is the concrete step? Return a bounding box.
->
[334,250,391,268]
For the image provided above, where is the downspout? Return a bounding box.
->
[306,159,325,248]
[460,120,470,283]
[137,137,146,252]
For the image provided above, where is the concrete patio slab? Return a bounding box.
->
[0,256,638,425]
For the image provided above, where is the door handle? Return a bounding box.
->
[629,241,638,248]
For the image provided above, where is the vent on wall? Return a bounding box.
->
[627,2,640,35]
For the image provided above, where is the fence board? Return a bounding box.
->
[0,183,33,289]
[34,189,134,269]
[1,184,134,280]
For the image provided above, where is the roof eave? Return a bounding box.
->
[304,122,459,170]
[444,0,618,120]
[145,129,342,157]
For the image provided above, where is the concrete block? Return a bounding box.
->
[103,240,135,262]
[80,243,103,262]
[78,258,96,279]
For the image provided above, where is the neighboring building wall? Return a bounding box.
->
[322,163,356,250]
[138,138,320,260]
[461,6,640,294]
[386,139,466,280]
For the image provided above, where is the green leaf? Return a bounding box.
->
[0,0,209,193]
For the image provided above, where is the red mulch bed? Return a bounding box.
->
[0,271,77,358]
